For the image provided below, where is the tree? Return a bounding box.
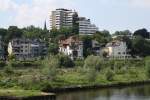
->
[42,55,59,81]
[84,55,103,71]
[145,56,150,78]
[7,26,23,40]
[122,36,132,49]
[131,36,150,57]
[84,55,103,82]
[59,27,73,37]
[57,54,75,68]
[48,43,59,55]
[80,35,93,57]
[94,30,111,44]
[23,25,43,39]
[113,30,132,36]
[0,28,8,59]
[50,27,73,38]
[106,69,114,81]
[133,28,150,39]
[50,28,60,38]
[0,28,7,38]
[4,61,14,75]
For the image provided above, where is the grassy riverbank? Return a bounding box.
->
[0,90,42,97]
[0,55,150,96]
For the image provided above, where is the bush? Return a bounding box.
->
[11,61,23,67]
[84,55,103,71]
[86,69,97,82]
[22,61,40,67]
[0,61,6,68]
[4,62,14,75]
[57,54,75,68]
[48,43,59,55]
[74,59,84,67]
[145,57,150,78]
[106,69,115,81]
[42,55,59,81]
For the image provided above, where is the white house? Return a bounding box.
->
[59,36,83,60]
[103,41,131,59]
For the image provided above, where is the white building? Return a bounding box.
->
[59,36,83,60]
[103,41,131,59]
[78,17,98,35]
[50,8,78,30]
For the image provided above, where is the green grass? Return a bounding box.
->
[0,90,42,97]
[0,60,149,92]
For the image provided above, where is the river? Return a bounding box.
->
[56,84,150,100]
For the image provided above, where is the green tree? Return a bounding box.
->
[6,26,23,41]
[84,55,103,82]
[57,54,75,68]
[4,61,14,75]
[0,28,7,38]
[42,55,59,81]
[48,43,59,55]
[50,28,60,38]
[113,30,132,36]
[145,56,150,78]
[94,30,111,44]
[84,55,103,71]
[133,28,150,39]
[132,36,150,57]
[106,69,114,81]
[23,25,43,39]
[80,35,93,57]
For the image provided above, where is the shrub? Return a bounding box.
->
[145,57,150,78]
[84,55,103,71]
[57,54,75,68]
[42,55,59,81]
[106,69,115,81]
[0,61,6,68]
[11,61,23,67]
[86,68,97,82]
[4,61,14,75]
[22,61,40,67]
[74,59,84,67]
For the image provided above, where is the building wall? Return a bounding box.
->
[50,8,77,30]
[105,41,131,59]
[78,17,98,35]
[8,38,48,61]
[59,41,83,60]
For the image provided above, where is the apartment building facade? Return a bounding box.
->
[50,8,78,30]
[8,38,48,61]
[50,8,98,34]
[78,17,98,35]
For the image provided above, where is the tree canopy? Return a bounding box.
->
[133,28,150,39]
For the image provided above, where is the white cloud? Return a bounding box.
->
[96,0,150,8]
[0,0,74,28]
[130,0,150,8]
[0,0,17,11]
[2,0,150,29]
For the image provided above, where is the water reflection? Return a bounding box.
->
[57,85,150,100]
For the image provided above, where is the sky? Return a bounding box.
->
[0,0,150,33]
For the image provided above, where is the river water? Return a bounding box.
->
[56,85,150,100]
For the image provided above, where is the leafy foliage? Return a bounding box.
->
[57,54,75,68]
